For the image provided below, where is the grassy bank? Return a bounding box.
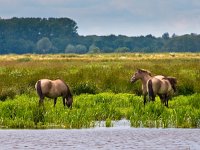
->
[0,93,199,129]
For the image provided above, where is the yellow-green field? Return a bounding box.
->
[1,52,200,61]
[0,53,200,128]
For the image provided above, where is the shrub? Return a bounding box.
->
[73,82,97,95]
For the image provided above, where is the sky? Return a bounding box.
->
[0,0,200,37]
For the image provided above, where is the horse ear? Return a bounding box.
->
[137,68,141,72]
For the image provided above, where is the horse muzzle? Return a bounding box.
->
[130,77,136,83]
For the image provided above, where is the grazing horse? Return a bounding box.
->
[35,79,73,108]
[147,76,177,107]
[130,69,176,107]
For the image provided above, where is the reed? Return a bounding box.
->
[0,93,199,128]
[0,53,199,128]
[0,53,200,100]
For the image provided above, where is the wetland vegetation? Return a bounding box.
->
[0,53,200,128]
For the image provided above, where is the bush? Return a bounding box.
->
[0,87,16,101]
[72,82,97,95]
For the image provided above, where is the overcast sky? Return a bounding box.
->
[0,0,200,37]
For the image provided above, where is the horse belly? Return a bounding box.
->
[158,87,167,94]
[46,88,64,98]
[45,92,60,99]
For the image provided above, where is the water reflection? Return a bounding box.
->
[95,118,131,127]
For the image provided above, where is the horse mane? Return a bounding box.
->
[138,68,152,76]
[59,79,73,98]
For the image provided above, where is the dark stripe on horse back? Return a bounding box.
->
[36,80,43,98]
[148,79,154,98]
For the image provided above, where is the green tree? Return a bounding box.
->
[88,44,101,53]
[36,37,52,53]
[162,32,170,40]
[115,47,130,53]
[75,44,88,54]
[65,44,76,53]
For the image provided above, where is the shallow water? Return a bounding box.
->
[0,127,199,150]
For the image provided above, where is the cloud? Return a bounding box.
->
[0,0,200,36]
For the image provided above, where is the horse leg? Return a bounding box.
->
[144,94,147,106]
[39,98,44,106]
[158,94,164,105]
[152,95,156,102]
[63,97,66,107]
[162,94,168,107]
[148,94,155,102]
[39,95,45,107]
[54,98,57,107]
[165,94,169,107]
[166,99,168,107]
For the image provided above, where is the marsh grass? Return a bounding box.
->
[0,53,200,100]
[0,93,199,129]
[0,53,200,128]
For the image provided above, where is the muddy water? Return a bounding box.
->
[0,127,199,150]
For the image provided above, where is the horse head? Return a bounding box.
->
[130,69,152,83]
[66,93,73,108]
[66,97,73,108]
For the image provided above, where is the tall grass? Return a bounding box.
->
[0,53,200,128]
[0,53,200,100]
[0,93,199,129]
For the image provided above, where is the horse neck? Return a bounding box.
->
[68,91,72,98]
[67,87,72,98]
[141,74,152,85]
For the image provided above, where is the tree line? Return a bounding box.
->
[0,17,200,54]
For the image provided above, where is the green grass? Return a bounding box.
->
[0,53,200,128]
[0,93,199,129]
[0,53,200,100]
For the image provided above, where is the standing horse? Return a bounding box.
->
[147,76,177,107]
[130,69,176,107]
[35,79,73,108]
[130,69,156,105]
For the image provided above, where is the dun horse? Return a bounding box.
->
[35,79,73,108]
[147,76,177,107]
[130,69,177,107]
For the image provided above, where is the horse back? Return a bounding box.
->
[52,79,67,89]
[51,79,70,96]
[149,77,162,93]
[154,77,173,94]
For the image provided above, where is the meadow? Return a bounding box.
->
[0,53,200,128]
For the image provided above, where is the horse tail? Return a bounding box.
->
[163,77,177,93]
[36,80,43,98]
[148,79,154,101]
